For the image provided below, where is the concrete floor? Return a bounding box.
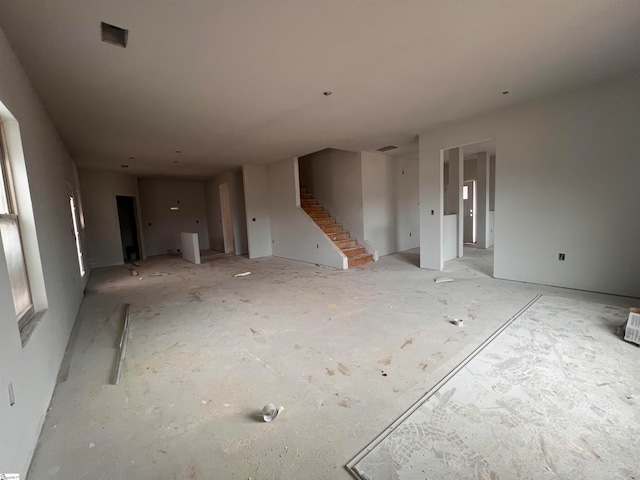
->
[352,294,640,479]
[27,248,637,479]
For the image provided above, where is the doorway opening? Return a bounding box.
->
[442,139,496,276]
[116,195,141,262]
[219,183,235,254]
[463,180,476,244]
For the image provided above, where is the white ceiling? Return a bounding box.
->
[0,1,639,179]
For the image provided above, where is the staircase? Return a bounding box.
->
[300,188,374,268]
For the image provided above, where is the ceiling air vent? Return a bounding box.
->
[376,145,398,153]
[101,22,128,48]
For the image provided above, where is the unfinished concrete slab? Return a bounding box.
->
[27,248,637,479]
[349,295,640,479]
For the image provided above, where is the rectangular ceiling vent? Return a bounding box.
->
[101,22,128,48]
[376,145,398,152]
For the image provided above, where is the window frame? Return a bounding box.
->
[0,122,35,327]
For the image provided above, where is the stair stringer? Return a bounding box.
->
[297,207,349,270]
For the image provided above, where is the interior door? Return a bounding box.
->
[463,180,476,243]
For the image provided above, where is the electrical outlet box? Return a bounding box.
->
[558,253,565,261]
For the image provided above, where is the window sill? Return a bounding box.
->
[19,309,47,347]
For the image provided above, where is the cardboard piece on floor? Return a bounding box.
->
[435,277,454,283]
[623,308,640,345]
[180,232,201,264]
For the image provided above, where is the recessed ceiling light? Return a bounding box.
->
[502,91,509,95]
[323,91,332,96]
[120,164,129,168]
[101,22,128,48]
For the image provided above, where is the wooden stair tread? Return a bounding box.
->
[328,231,350,241]
[321,225,343,234]
[348,253,374,267]
[335,239,357,249]
[300,188,374,268]
[341,246,366,257]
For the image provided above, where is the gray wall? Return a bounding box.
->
[139,178,209,257]
[242,165,272,259]
[0,27,86,476]
[392,154,420,253]
[362,152,395,255]
[301,149,419,257]
[299,149,365,245]
[269,158,346,269]
[204,170,248,255]
[420,73,640,297]
[79,170,142,267]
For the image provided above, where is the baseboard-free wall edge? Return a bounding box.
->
[344,294,542,479]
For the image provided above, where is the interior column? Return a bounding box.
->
[419,135,443,270]
[447,147,464,257]
[476,151,490,249]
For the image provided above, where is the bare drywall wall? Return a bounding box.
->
[269,158,346,269]
[464,157,477,181]
[139,179,209,257]
[79,170,142,268]
[361,152,421,256]
[393,154,420,252]
[0,26,85,476]
[362,152,395,255]
[490,155,496,212]
[301,149,419,257]
[299,149,365,245]
[242,165,272,259]
[443,214,457,261]
[205,170,248,255]
[420,73,640,297]
[488,211,495,248]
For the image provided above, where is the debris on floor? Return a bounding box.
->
[435,277,454,283]
[112,304,132,385]
[130,270,138,276]
[132,260,143,267]
[234,271,251,277]
[150,272,169,277]
[451,318,464,326]
[315,263,337,269]
[622,308,640,345]
[261,403,283,422]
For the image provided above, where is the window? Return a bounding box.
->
[69,195,85,276]
[0,125,33,323]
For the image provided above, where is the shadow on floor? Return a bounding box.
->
[394,249,420,267]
